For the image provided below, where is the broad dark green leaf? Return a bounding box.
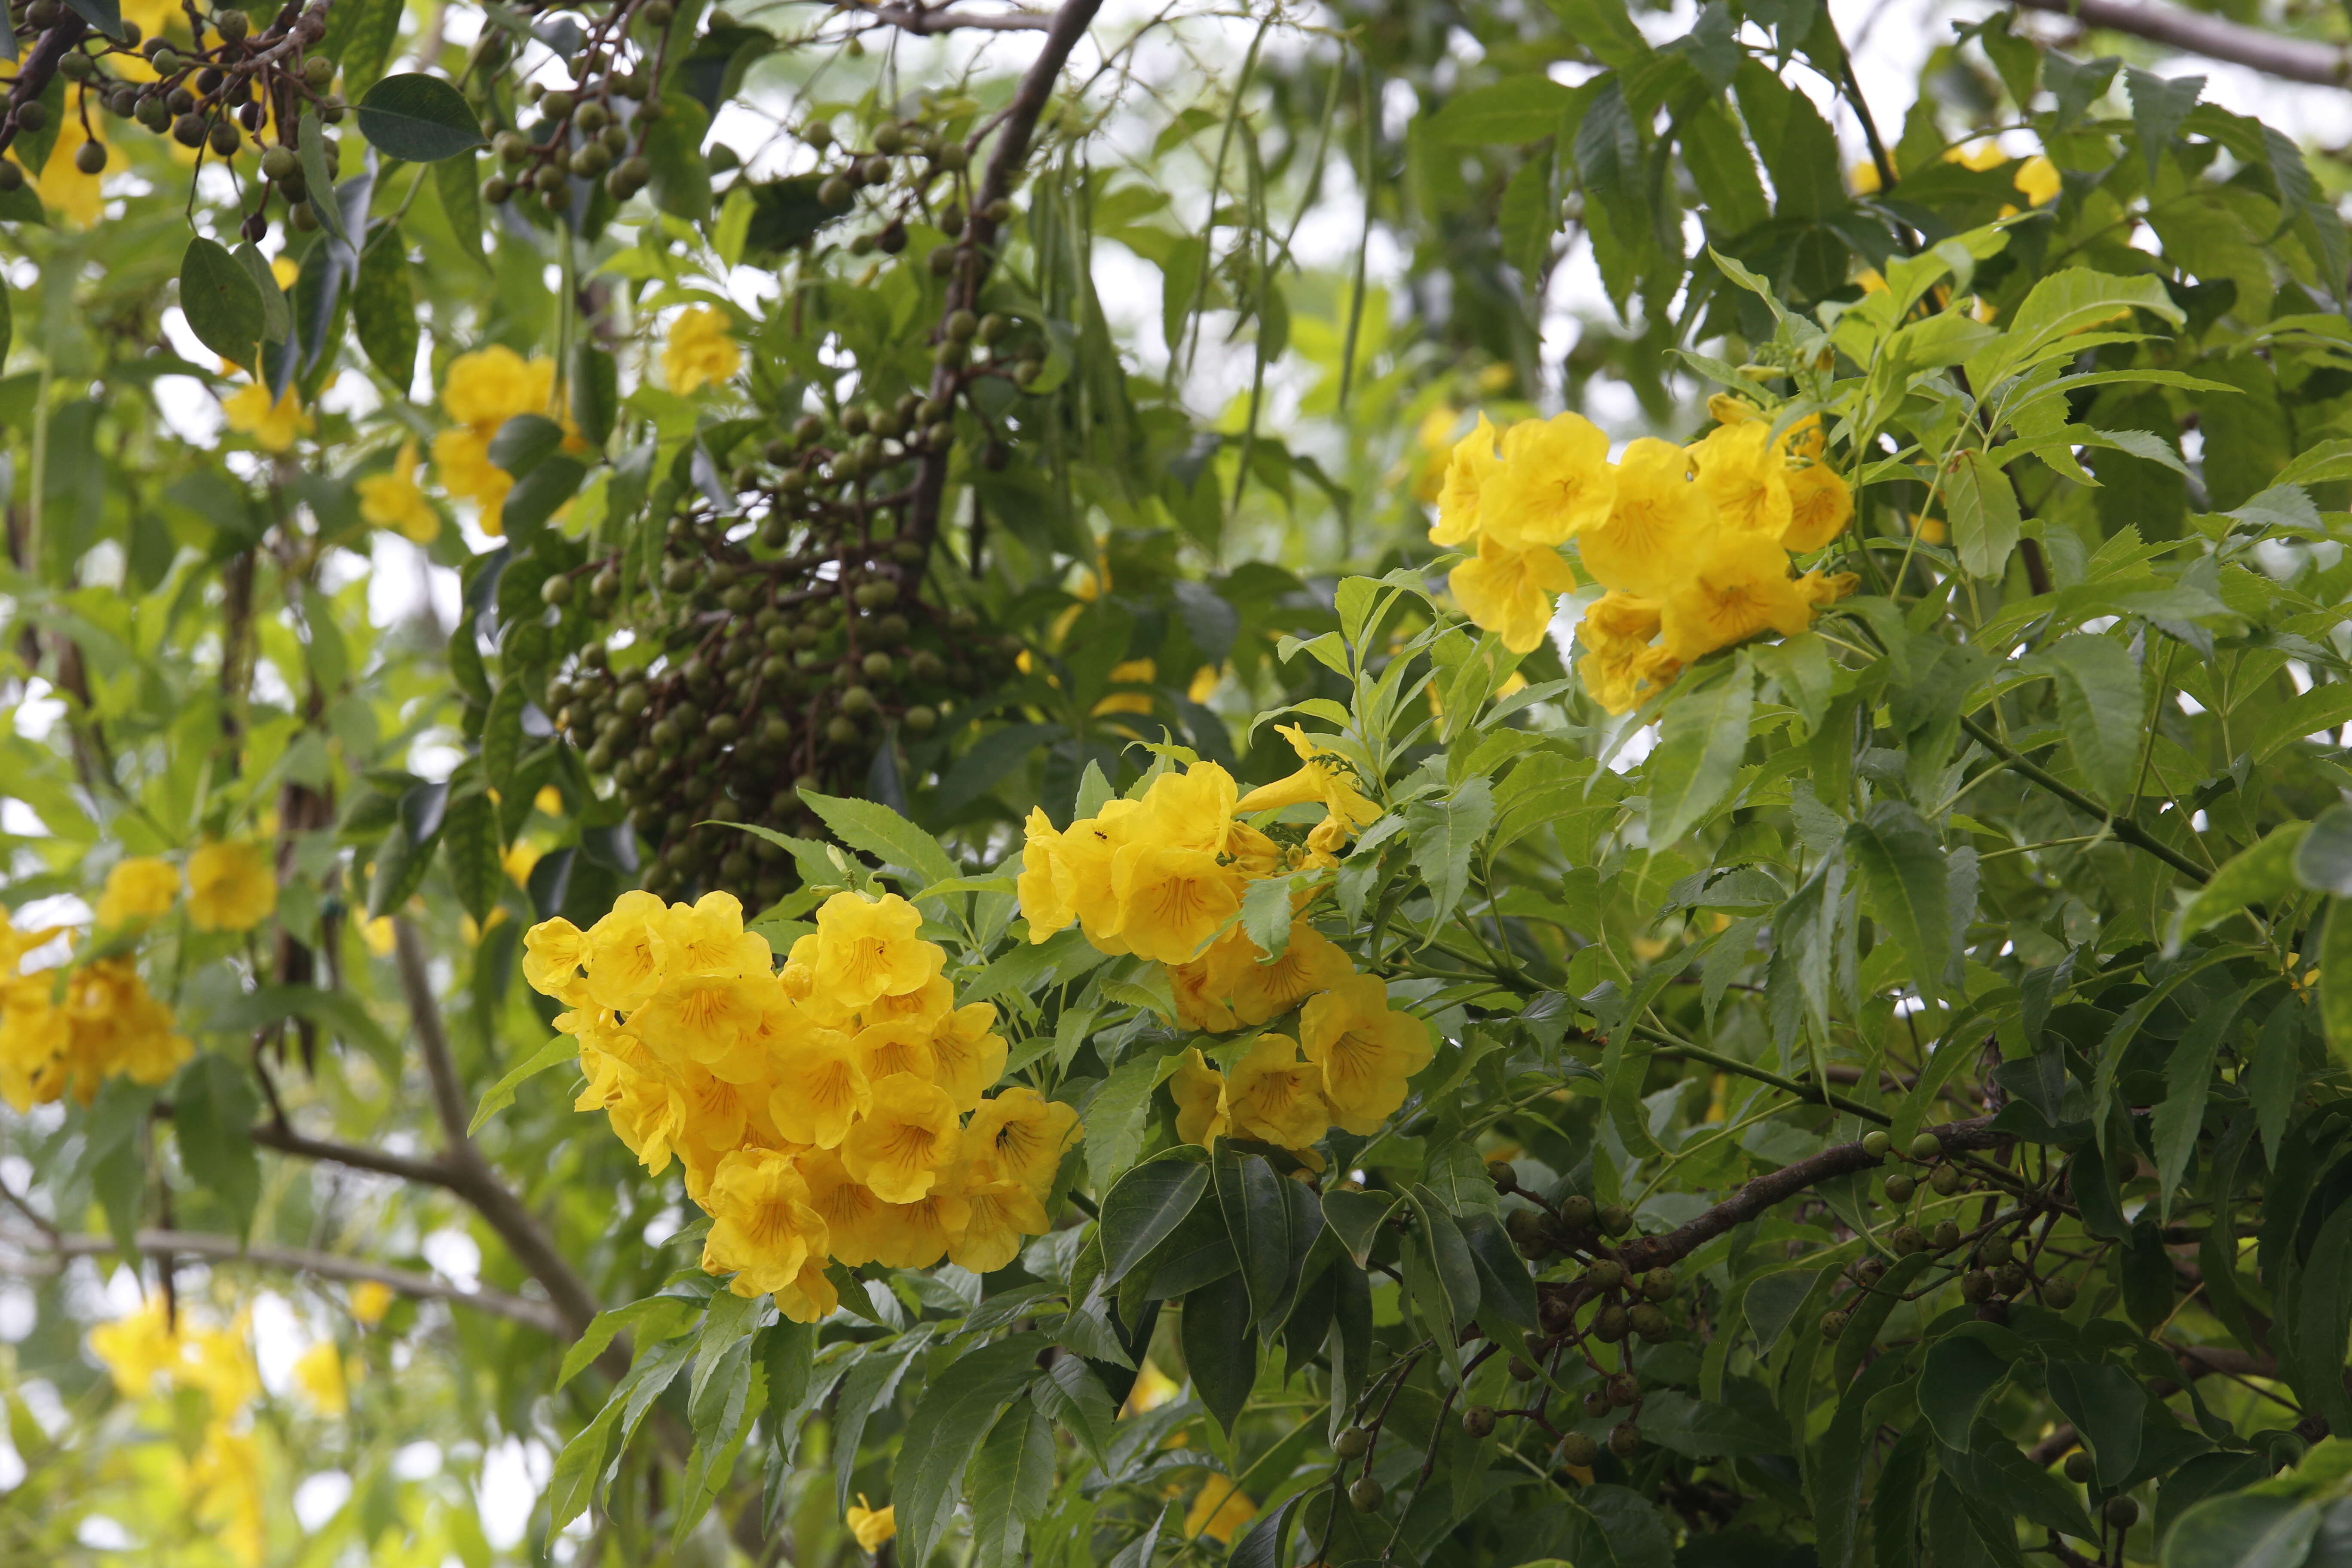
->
[2172,824,2305,950]
[1945,448,2020,580]
[2163,1493,2320,1568]
[353,223,417,386]
[441,789,500,925]
[643,95,714,222]
[893,1334,1046,1568]
[1403,775,1493,925]
[1846,799,1950,1009]
[1101,1150,1211,1285]
[1213,1145,1310,1332]
[1918,1335,2009,1449]
[2034,634,2143,808]
[2295,804,2352,895]
[966,1399,1057,1568]
[1428,74,1580,143]
[1178,1271,1255,1434]
[2045,1360,2144,1489]
[179,237,266,369]
[1321,1186,1398,1268]
[173,1054,259,1235]
[355,74,489,162]
[1647,653,1754,846]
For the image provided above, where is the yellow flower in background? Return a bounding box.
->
[441,343,555,429]
[89,1295,183,1397]
[1577,438,1717,599]
[187,841,276,932]
[31,115,107,229]
[1123,1360,1180,1415]
[270,255,300,291]
[292,1340,350,1415]
[663,306,742,395]
[1186,1476,1259,1544]
[348,1280,394,1326]
[356,441,441,544]
[430,425,514,536]
[1479,410,1617,550]
[847,1496,897,1552]
[1300,974,1433,1135]
[1450,535,1577,655]
[1782,462,1855,553]
[535,785,564,816]
[184,1423,268,1568]
[2014,154,2062,206]
[221,382,309,453]
[96,857,179,925]
[1574,591,1681,717]
[1093,657,1158,717]
[1659,530,1816,664]
[182,1316,261,1418]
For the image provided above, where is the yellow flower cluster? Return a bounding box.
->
[187,841,278,933]
[1019,756,1433,1168]
[356,440,441,543]
[89,1298,270,1567]
[0,908,190,1113]
[1432,403,1859,711]
[433,346,560,537]
[523,889,1079,1320]
[221,380,311,453]
[663,306,742,395]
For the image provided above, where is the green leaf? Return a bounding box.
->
[573,342,617,450]
[488,414,565,478]
[1635,1390,1789,1459]
[1081,1051,1170,1192]
[1213,1145,1316,1332]
[1403,775,1493,927]
[1545,0,1651,65]
[2170,822,2306,951]
[179,237,266,369]
[2162,1494,2321,1568]
[1428,74,1579,143]
[893,1334,1047,1568]
[321,0,407,97]
[1403,1185,1482,1332]
[2315,898,2352,1066]
[966,1399,1056,1568]
[1966,267,2184,389]
[470,1035,580,1136]
[545,1400,624,1537]
[643,95,714,222]
[2032,634,2142,808]
[62,0,121,38]
[353,223,417,386]
[297,115,349,242]
[797,788,959,890]
[2294,804,2352,895]
[1240,873,1296,962]
[1918,1335,2009,1449]
[1177,1271,1255,1433]
[499,456,587,542]
[173,1054,260,1236]
[435,152,490,272]
[355,74,489,162]
[1945,449,2021,580]
[1646,653,1754,845]
[556,1292,702,1390]
[2043,1360,2145,1490]
[1100,1149,1211,1284]
[441,789,500,924]
[232,241,291,348]
[1321,1187,1399,1268]
[2126,67,2204,181]
[1845,799,1950,1010]
[2152,987,2254,1222]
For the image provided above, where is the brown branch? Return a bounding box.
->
[1617,1117,2001,1273]
[902,0,1105,558]
[392,917,607,1341]
[245,1120,460,1188]
[14,1229,567,1335]
[0,17,92,159]
[2011,0,2352,86]
[868,3,1053,31]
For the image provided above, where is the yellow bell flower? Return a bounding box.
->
[775,1256,841,1323]
[928,1001,1008,1112]
[1169,930,1249,1033]
[429,424,513,536]
[963,1087,1081,1195]
[949,1171,1050,1273]
[1017,808,1081,942]
[1132,763,1241,856]
[1186,1476,1259,1545]
[1576,438,1719,599]
[88,1295,184,1397]
[521,916,591,1007]
[183,1423,268,1568]
[356,440,441,544]
[701,1147,830,1297]
[1659,530,1817,664]
[1428,412,1503,548]
[654,890,773,977]
[1093,657,1159,717]
[221,382,310,453]
[839,1072,962,1201]
[1449,536,1578,655]
[95,856,180,925]
[348,1280,395,1327]
[1479,411,1618,550]
[1234,725,1384,849]
[292,1340,350,1415]
[663,306,742,395]
[187,841,277,932]
[1170,1048,1230,1147]
[1299,974,1433,1135]
[848,1495,898,1552]
[1692,420,1794,541]
[1782,462,1854,553]
[441,343,556,429]
[1228,925,1353,1027]
[182,1316,261,1418]
[866,1185,968,1268]
[800,1147,888,1267]
[1107,841,1242,965]
[583,890,672,1012]
[1222,1032,1331,1152]
[813,892,933,1010]
[1574,591,1682,716]
[767,1028,871,1147]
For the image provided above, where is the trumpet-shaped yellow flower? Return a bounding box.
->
[1132,763,1242,856]
[1659,530,1816,664]
[767,1028,870,1147]
[1782,462,1854,553]
[801,1146,888,1266]
[441,344,555,429]
[1428,413,1502,548]
[1299,974,1433,1135]
[1186,1476,1259,1545]
[292,1340,351,1414]
[839,1072,962,1202]
[1222,1032,1331,1152]
[1574,591,1681,716]
[521,916,591,1008]
[1692,420,1793,541]
[964,1086,1081,1195]
[583,891,674,1012]
[848,1496,898,1552]
[1170,1048,1230,1147]
[866,1185,970,1268]
[949,1170,1050,1273]
[96,857,180,925]
[1450,536,1578,655]
[1235,726,1384,850]
[1228,925,1353,1027]
[89,1295,183,1396]
[1578,438,1718,598]
[187,841,277,933]
[357,441,441,543]
[775,1256,842,1323]
[348,1280,395,1327]
[813,892,932,1010]
[655,890,773,978]
[664,307,742,395]
[222,382,310,453]
[430,424,514,536]
[1480,411,1618,549]
[1169,930,1248,1033]
[928,1001,1008,1112]
[1109,841,1242,965]
[701,1147,830,1297]
[1017,808,1080,941]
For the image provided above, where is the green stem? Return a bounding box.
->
[1627,1021,1893,1127]
[1960,714,2210,885]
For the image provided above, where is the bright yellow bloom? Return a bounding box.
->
[96,857,180,925]
[348,1280,395,1327]
[1017,808,1080,942]
[1235,726,1384,850]
[1169,929,1248,1033]
[1299,974,1433,1135]
[928,1001,1008,1112]
[583,890,672,1012]
[801,1147,888,1266]
[222,382,310,453]
[1574,591,1681,716]
[1782,462,1853,553]
[949,1170,1050,1272]
[1428,413,1502,548]
[1228,925,1354,1027]
[2014,154,2062,206]
[183,1317,261,1418]
[187,841,277,932]
[1133,763,1241,857]
[521,916,591,1008]
[813,892,932,1010]
[292,1340,350,1414]
[775,1257,842,1323]
[963,1086,1081,1195]
[1578,438,1718,598]
[1093,657,1159,717]
[1171,1048,1229,1147]
[1659,530,1816,664]
[184,1422,268,1568]
[1480,412,1617,549]
[430,424,514,536]
[356,441,441,543]
[1186,1476,1259,1544]
[441,344,555,429]
[839,1072,962,1202]
[848,1496,898,1552]
[1222,1032,1330,1152]
[1108,841,1241,965]
[866,1185,969,1268]
[1691,420,1792,542]
[1450,536,1578,655]
[767,1027,870,1147]
[663,307,742,395]
[89,1295,183,1397]
[701,1147,830,1297]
